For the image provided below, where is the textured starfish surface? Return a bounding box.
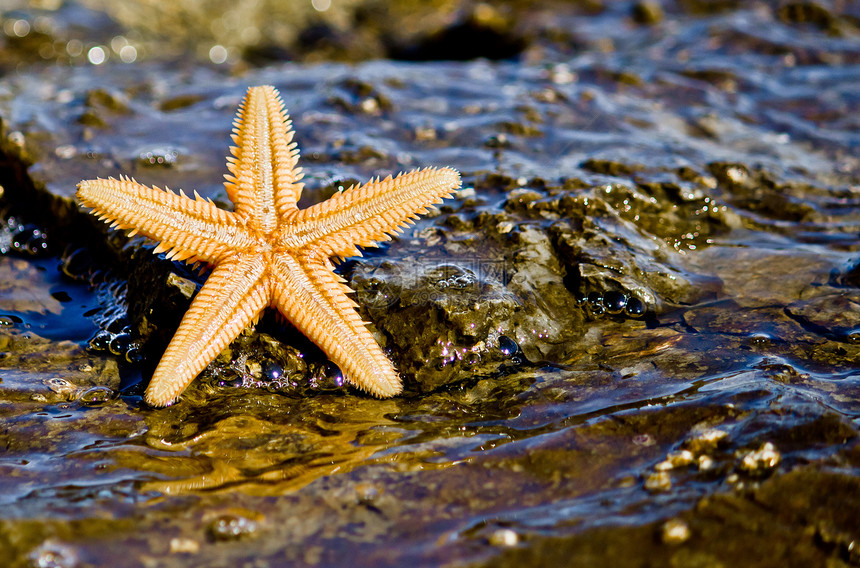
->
[77,85,461,406]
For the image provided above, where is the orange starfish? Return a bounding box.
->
[77,85,460,406]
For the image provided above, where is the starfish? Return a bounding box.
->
[77,85,460,407]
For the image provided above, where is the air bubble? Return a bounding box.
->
[26,232,49,255]
[207,513,259,541]
[625,297,646,318]
[60,248,94,281]
[105,317,129,335]
[747,333,771,347]
[603,290,628,314]
[10,224,50,256]
[28,539,77,568]
[262,360,284,381]
[311,362,345,391]
[125,343,144,364]
[216,371,243,388]
[79,386,114,405]
[87,330,112,351]
[108,332,131,356]
[498,335,519,357]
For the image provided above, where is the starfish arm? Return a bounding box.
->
[77,176,251,264]
[270,250,402,398]
[225,85,304,232]
[144,254,270,406]
[281,167,460,259]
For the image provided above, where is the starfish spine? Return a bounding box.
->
[77,85,461,406]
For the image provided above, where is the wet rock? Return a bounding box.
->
[778,2,838,32]
[0,2,858,567]
[786,292,860,343]
[837,258,860,288]
[61,156,738,396]
[547,191,721,311]
[688,247,840,307]
[349,236,571,391]
[580,159,636,177]
[682,428,729,455]
[631,1,664,25]
[683,302,804,338]
[328,78,394,115]
[388,3,526,61]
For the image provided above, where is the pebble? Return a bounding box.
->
[739,442,781,473]
[488,528,519,547]
[661,518,691,544]
[645,471,672,492]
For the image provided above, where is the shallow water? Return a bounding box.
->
[0,1,859,567]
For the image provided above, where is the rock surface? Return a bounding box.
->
[0,1,858,567]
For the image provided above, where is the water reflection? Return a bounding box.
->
[135,397,404,495]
